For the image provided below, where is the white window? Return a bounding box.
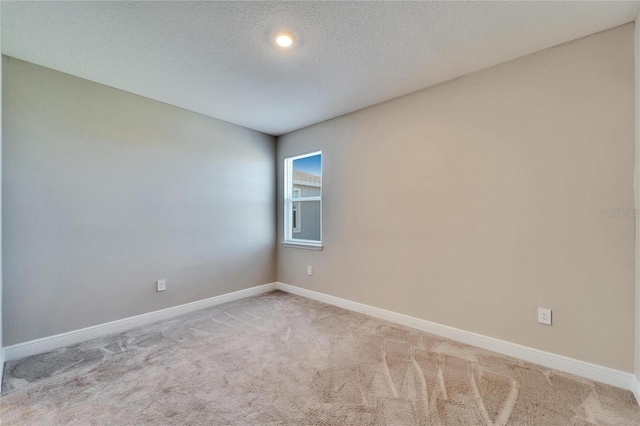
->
[284,151,322,248]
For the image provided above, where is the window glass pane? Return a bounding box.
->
[292,154,321,197]
[289,200,320,241]
[285,151,321,244]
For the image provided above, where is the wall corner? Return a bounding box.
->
[0,0,5,387]
[634,15,640,392]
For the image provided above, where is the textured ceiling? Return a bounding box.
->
[3,1,639,136]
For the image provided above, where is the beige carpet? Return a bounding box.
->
[1,291,639,425]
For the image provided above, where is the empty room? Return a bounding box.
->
[1,1,640,424]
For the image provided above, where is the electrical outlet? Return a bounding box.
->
[156,279,166,292]
[307,265,313,276]
[538,307,551,325]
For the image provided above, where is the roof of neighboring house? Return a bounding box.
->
[293,170,321,185]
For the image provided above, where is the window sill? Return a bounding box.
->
[281,241,324,251]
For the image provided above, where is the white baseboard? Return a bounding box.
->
[3,282,277,362]
[276,282,637,395]
[632,375,640,405]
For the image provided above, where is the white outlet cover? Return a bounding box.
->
[307,266,312,276]
[156,279,166,292]
[538,307,551,325]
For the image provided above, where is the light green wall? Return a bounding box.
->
[2,57,276,345]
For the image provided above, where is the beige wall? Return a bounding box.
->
[2,57,276,346]
[277,24,636,372]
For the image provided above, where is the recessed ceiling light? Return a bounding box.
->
[275,32,294,48]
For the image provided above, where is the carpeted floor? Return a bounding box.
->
[1,291,639,425]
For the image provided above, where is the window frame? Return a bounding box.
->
[292,188,301,233]
[283,150,322,249]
